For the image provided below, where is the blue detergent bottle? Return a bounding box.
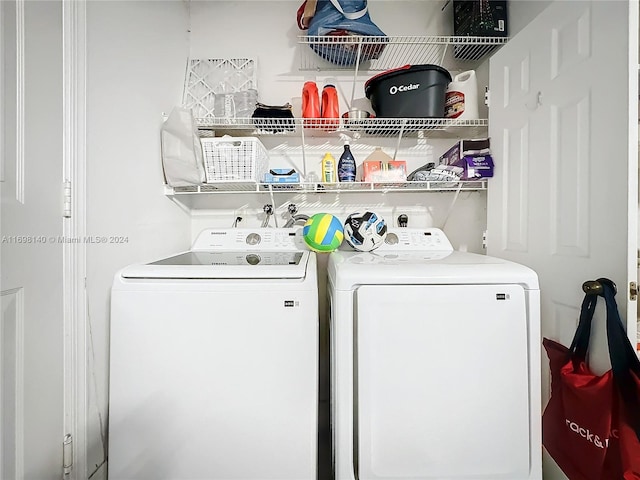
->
[338,141,356,182]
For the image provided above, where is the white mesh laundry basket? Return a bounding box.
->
[200,136,269,184]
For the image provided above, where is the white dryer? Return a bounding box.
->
[327,228,541,480]
[109,228,318,480]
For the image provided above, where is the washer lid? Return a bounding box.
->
[120,250,311,279]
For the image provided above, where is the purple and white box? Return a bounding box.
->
[440,139,494,180]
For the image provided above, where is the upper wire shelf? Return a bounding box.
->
[165,180,488,195]
[298,35,508,71]
[196,117,488,139]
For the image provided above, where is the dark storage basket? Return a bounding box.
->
[364,64,452,118]
[453,0,508,60]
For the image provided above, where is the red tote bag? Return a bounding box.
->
[542,278,640,480]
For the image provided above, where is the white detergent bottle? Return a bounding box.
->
[444,70,479,120]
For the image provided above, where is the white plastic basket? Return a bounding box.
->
[200,136,269,184]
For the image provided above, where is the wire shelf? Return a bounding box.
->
[298,35,508,71]
[165,180,487,195]
[197,117,488,139]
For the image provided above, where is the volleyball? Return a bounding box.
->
[343,211,387,252]
[302,213,344,252]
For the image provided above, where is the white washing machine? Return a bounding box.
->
[327,228,541,480]
[109,228,318,480]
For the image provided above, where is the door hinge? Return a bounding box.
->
[482,230,487,249]
[63,181,72,218]
[630,282,637,301]
[484,86,490,108]
[63,434,73,475]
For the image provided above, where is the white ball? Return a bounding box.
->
[344,211,388,252]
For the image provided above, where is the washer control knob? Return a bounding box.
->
[385,233,399,245]
[245,254,261,265]
[246,233,261,245]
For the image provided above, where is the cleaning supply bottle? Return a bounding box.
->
[444,70,479,120]
[321,84,340,130]
[338,142,356,182]
[302,81,320,127]
[321,152,336,183]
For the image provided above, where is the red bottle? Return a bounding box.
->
[302,81,320,127]
[321,84,340,130]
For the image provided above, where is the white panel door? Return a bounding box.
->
[1,1,65,478]
[355,284,532,480]
[488,1,638,479]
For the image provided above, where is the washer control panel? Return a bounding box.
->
[192,228,307,251]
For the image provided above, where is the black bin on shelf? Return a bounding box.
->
[364,64,452,118]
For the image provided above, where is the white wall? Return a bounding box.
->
[86,2,191,474]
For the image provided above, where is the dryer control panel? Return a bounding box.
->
[379,228,454,251]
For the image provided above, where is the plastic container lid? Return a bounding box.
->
[364,64,452,97]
